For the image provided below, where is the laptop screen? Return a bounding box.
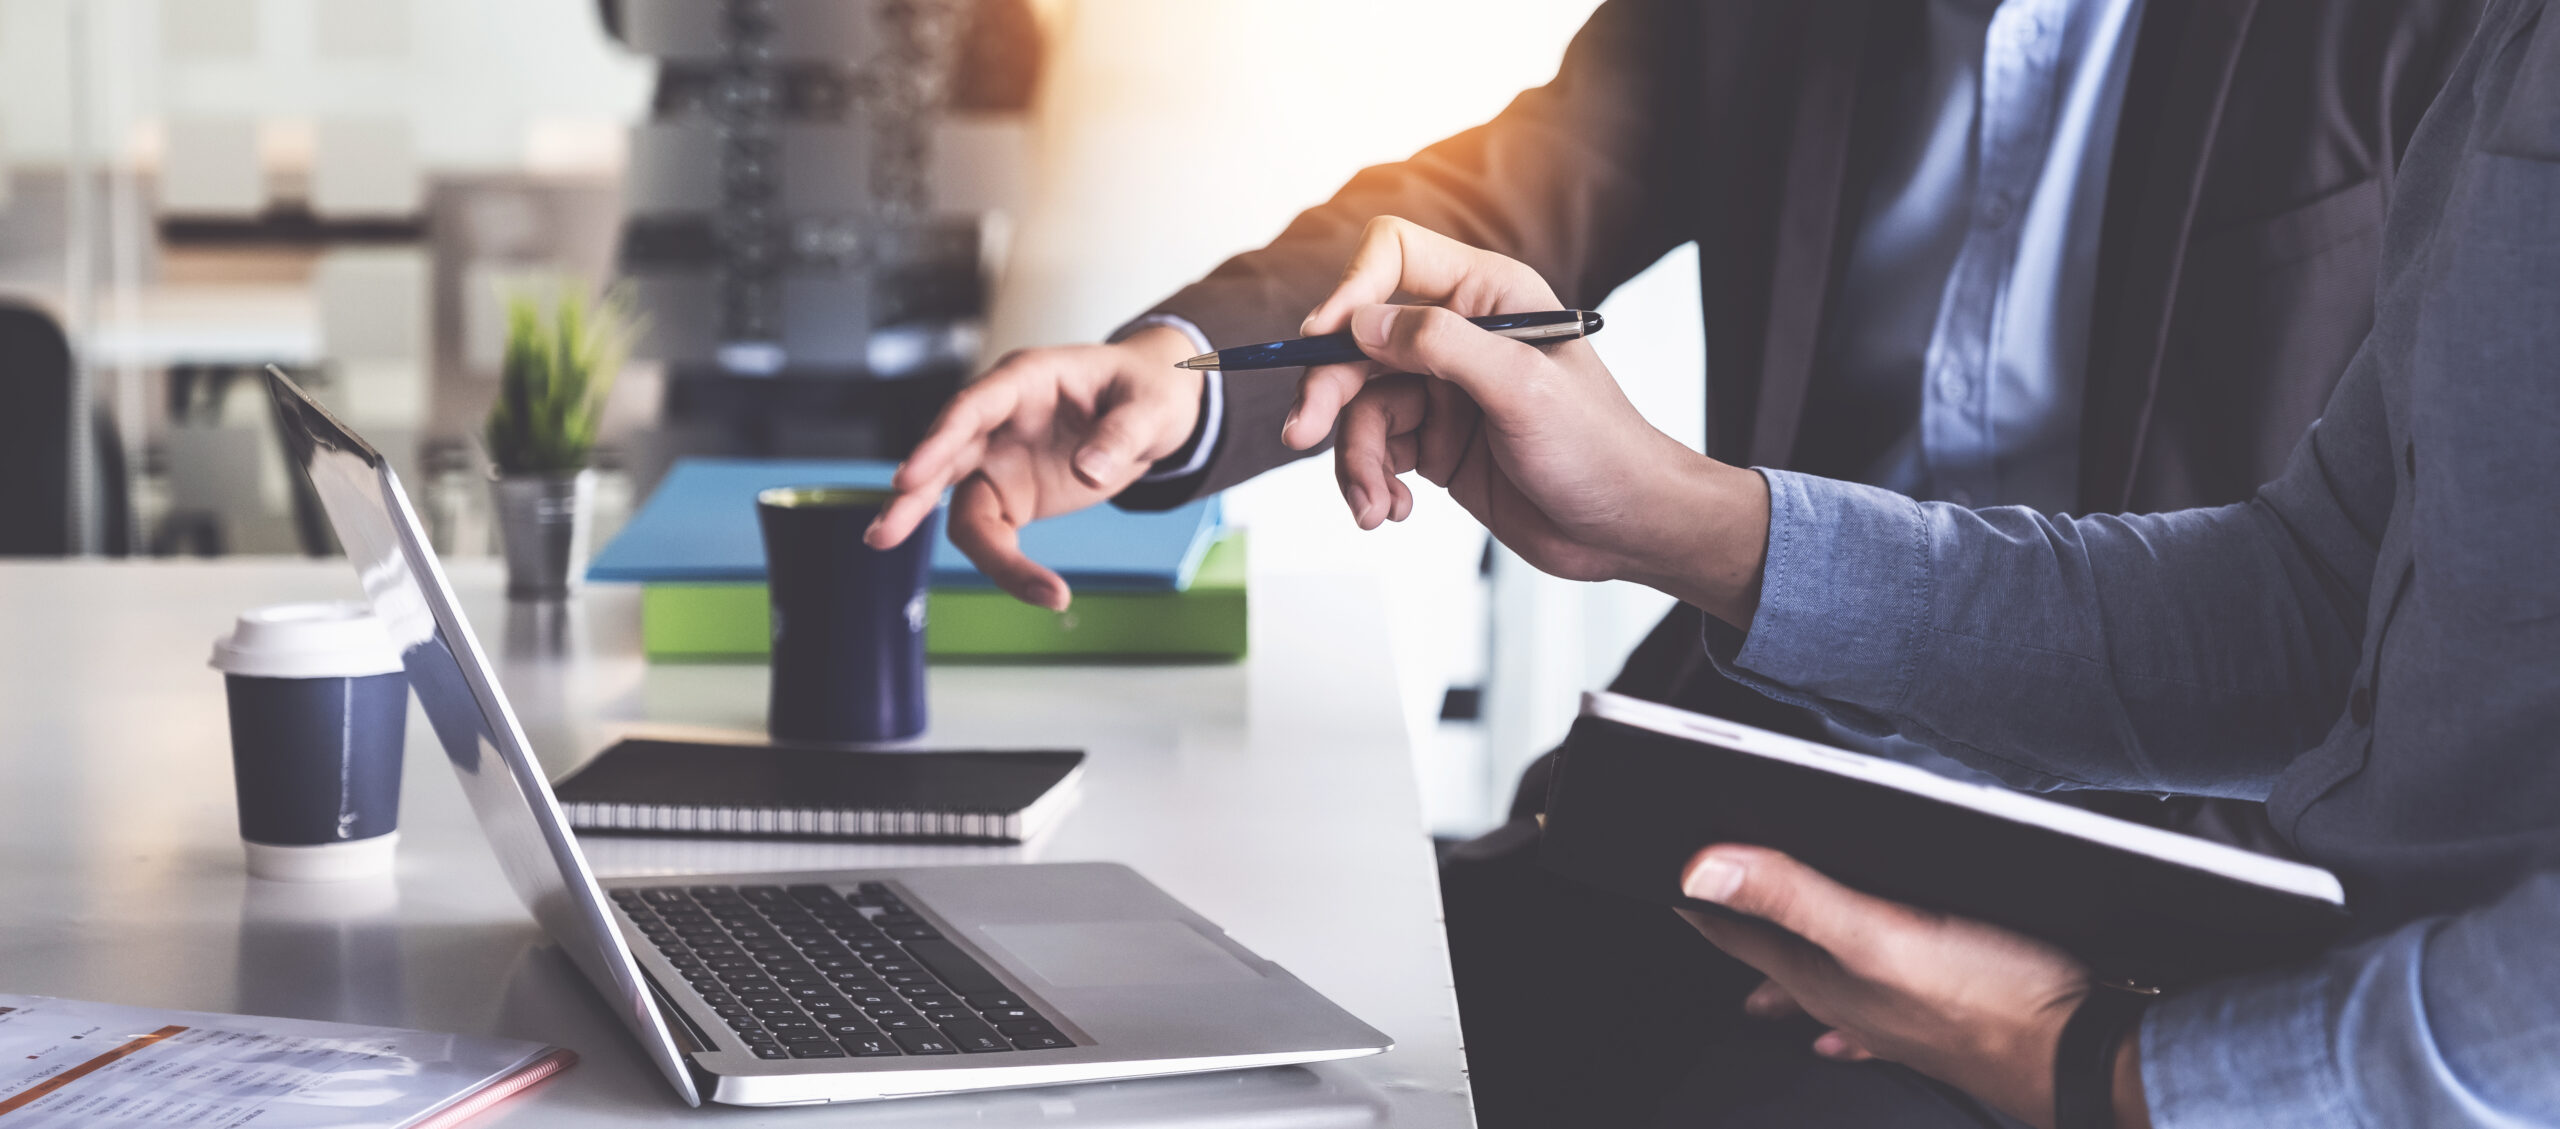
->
[262,368,701,1105]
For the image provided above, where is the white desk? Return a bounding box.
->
[0,560,1471,1126]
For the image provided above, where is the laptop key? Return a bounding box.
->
[892,1030,958,1055]
[1010,1030,1074,1050]
[993,1020,1058,1038]
[902,939,1004,994]
[980,1007,1039,1024]
[908,994,961,1010]
[938,1019,1010,1054]
[876,1015,929,1031]
[924,1008,970,1023]
[788,1043,848,1059]
[751,1045,791,1060]
[885,924,943,941]
[963,994,1024,1011]
[843,1035,901,1057]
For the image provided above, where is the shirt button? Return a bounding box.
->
[2349,686,2374,726]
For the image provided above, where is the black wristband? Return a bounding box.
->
[2054,984,2153,1129]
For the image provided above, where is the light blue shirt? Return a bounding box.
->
[1821,0,2146,513]
[1708,1,2560,1119]
[1815,0,2145,773]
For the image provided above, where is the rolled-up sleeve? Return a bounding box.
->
[2142,871,2560,1129]
[1701,351,2390,797]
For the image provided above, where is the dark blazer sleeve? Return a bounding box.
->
[1116,0,1701,509]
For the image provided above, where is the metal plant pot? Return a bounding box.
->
[491,470,595,600]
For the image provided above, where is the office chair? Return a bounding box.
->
[0,299,129,557]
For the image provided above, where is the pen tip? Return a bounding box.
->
[1175,355,1216,371]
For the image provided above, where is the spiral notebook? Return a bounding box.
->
[552,739,1085,843]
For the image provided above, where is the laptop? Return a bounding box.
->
[261,368,1391,1106]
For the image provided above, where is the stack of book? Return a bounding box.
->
[588,458,1247,661]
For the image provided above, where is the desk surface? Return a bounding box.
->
[0,560,1471,1127]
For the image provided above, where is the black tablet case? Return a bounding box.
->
[552,739,1084,843]
[1538,704,2349,987]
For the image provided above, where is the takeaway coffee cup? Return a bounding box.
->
[210,602,409,881]
[757,486,936,743]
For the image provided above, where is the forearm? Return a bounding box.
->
[2136,871,2560,1128]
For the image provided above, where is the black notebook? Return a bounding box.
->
[1539,692,2350,987]
[552,739,1084,843]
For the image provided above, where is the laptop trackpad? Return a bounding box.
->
[980,922,1264,987]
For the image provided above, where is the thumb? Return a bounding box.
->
[1682,845,1909,964]
[1348,304,1540,415]
[1071,397,1187,489]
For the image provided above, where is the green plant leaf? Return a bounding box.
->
[484,281,634,475]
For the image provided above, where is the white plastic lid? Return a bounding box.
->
[210,601,406,679]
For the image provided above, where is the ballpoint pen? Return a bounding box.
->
[1175,309,1605,371]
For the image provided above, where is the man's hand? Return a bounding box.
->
[1677,845,2151,1129]
[865,325,1204,610]
[1289,217,1771,626]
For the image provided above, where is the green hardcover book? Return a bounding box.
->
[642,532,1249,662]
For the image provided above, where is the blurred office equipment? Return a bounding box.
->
[607,0,1037,460]
[0,299,127,556]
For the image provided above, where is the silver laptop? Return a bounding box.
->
[262,368,1391,1106]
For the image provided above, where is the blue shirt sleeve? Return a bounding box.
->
[1709,431,2377,799]
[2142,872,2560,1128]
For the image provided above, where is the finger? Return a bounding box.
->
[1071,393,1191,490]
[1414,375,1480,486]
[1742,979,1805,1020]
[943,474,1069,611]
[1334,376,1428,529]
[1682,844,1927,968]
[1811,1030,1876,1062]
[1299,215,1559,335]
[1347,304,1545,417]
[1384,433,1420,523]
[1675,906,1839,993]
[870,429,981,549]
[1287,360,1377,451]
[897,370,1024,493]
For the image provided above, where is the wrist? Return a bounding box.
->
[1114,324,1211,443]
[1628,458,1770,628]
[2112,1035,2151,1129]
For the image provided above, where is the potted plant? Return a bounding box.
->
[485,287,628,600]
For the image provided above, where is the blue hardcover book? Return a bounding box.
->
[587,458,1222,591]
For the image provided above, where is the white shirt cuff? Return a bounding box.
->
[1111,313,1224,482]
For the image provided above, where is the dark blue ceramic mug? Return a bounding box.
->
[758,486,937,743]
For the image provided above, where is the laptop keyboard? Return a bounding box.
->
[611,881,1078,1061]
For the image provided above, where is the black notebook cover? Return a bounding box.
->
[552,739,1084,843]
[1540,693,2350,988]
